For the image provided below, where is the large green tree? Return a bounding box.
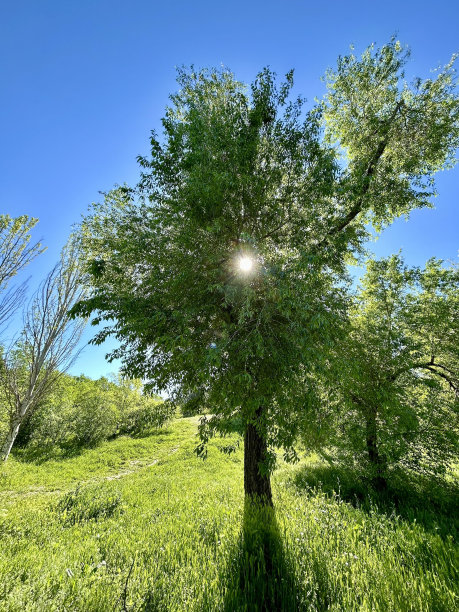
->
[73,40,459,505]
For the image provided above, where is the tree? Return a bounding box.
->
[307,255,458,489]
[0,244,86,461]
[11,371,169,453]
[0,215,45,334]
[72,40,459,505]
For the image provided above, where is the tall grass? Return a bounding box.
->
[0,416,457,610]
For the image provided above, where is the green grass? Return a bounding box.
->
[0,416,457,611]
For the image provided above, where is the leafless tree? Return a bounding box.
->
[0,244,86,460]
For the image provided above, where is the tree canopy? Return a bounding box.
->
[72,40,459,503]
[304,255,458,487]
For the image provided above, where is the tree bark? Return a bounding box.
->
[1,416,23,462]
[244,406,273,506]
[365,408,387,491]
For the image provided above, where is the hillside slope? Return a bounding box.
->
[0,417,457,611]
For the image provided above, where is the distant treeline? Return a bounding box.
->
[0,372,174,458]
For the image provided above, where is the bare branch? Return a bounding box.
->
[0,242,87,461]
[0,280,28,335]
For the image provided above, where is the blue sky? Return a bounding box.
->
[1,0,458,379]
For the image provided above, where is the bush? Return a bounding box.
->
[120,399,175,435]
[12,373,173,456]
[24,376,120,450]
[72,391,119,447]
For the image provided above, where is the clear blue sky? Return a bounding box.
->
[1,0,458,378]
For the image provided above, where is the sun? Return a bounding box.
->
[238,256,253,272]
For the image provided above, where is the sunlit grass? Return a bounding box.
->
[0,416,457,611]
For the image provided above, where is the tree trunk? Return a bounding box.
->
[365,408,387,491]
[244,406,273,506]
[1,416,23,462]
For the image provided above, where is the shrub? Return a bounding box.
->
[120,398,175,435]
[72,391,119,446]
[12,373,173,456]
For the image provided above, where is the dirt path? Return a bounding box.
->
[0,445,182,500]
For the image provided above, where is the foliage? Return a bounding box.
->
[71,41,459,500]
[0,416,457,611]
[73,68,347,472]
[68,376,120,447]
[303,255,459,484]
[118,399,175,435]
[0,215,44,288]
[0,215,45,334]
[11,373,170,456]
[323,40,459,231]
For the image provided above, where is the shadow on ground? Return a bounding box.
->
[220,499,301,612]
[291,462,459,539]
[12,441,87,464]
[12,428,175,465]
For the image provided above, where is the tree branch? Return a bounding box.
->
[424,365,458,393]
[319,99,405,244]
[390,358,458,393]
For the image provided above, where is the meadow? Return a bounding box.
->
[0,416,457,611]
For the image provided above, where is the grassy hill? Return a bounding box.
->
[0,416,457,611]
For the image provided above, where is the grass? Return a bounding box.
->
[0,416,457,611]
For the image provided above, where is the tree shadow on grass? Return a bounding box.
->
[220,499,302,612]
[291,462,459,540]
[13,428,175,465]
[13,441,87,464]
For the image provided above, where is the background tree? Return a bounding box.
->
[10,371,170,455]
[0,244,86,461]
[72,40,459,505]
[307,255,458,489]
[0,215,45,334]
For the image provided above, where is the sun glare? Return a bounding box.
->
[238,256,253,272]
